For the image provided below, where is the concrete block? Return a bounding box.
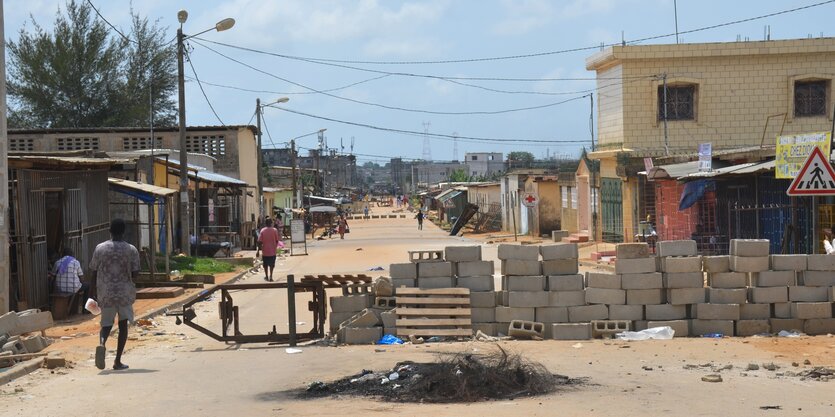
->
[380,309,397,330]
[806,254,835,271]
[748,287,788,304]
[508,320,545,339]
[770,318,805,333]
[702,256,730,273]
[708,288,748,304]
[329,312,358,333]
[497,244,540,260]
[496,322,510,336]
[615,257,657,274]
[444,245,481,262]
[495,306,535,322]
[43,356,67,369]
[548,290,586,307]
[645,304,687,320]
[390,263,417,279]
[591,320,631,338]
[692,303,740,320]
[507,291,549,308]
[789,286,829,302]
[790,302,833,319]
[804,318,835,335]
[418,276,455,289]
[471,323,498,337]
[418,262,453,278]
[551,323,592,340]
[740,303,771,320]
[730,256,770,272]
[456,260,494,277]
[666,288,706,305]
[391,278,416,290]
[0,313,19,337]
[540,243,579,260]
[621,272,663,290]
[755,270,795,287]
[616,243,650,259]
[552,230,570,242]
[373,277,394,297]
[730,239,770,257]
[626,289,665,305]
[568,304,609,322]
[2,339,26,355]
[657,240,697,257]
[634,320,649,331]
[585,288,626,305]
[736,320,770,337]
[457,276,494,292]
[499,290,508,306]
[586,272,621,289]
[709,272,747,289]
[341,309,381,329]
[608,304,644,320]
[339,327,382,345]
[770,254,807,271]
[690,319,735,337]
[469,291,497,308]
[374,297,397,309]
[503,275,545,291]
[471,307,497,323]
[535,307,569,323]
[330,294,372,313]
[541,259,578,276]
[12,311,53,336]
[547,274,584,291]
[799,271,835,287]
[660,256,702,273]
[772,302,791,319]
[830,287,835,302]
[501,259,542,276]
[647,320,689,337]
[663,272,704,289]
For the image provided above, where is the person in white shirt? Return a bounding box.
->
[50,248,90,312]
[824,229,835,254]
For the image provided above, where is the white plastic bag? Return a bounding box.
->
[85,298,102,315]
[615,326,674,341]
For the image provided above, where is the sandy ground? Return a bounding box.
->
[1,207,834,417]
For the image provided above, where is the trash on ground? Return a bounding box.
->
[571,343,583,349]
[701,374,723,383]
[615,326,674,341]
[285,348,303,354]
[368,266,384,271]
[700,333,724,338]
[777,330,803,338]
[378,334,404,345]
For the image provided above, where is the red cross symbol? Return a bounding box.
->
[525,195,537,204]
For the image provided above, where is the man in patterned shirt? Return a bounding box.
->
[50,248,89,309]
[89,219,140,371]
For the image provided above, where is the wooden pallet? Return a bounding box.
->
[300,274,373,289]
[135,287,185,299]
[395,288,472,337]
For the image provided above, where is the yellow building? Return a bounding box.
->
[586,38,835,242]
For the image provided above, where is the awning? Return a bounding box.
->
[192,170,248,186]
[108,177,176,204]
[309,206,337,213]
[437,190,463,203]
[641,160,731,180]
[683,160,775,179]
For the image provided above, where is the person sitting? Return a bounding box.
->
[50,248,90,314]
[824,228,835,254]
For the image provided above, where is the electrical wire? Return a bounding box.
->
[86,0,138,45]
[260,113,278,150]
[185,74,392,96]
[184,48,226,126]
[198,0,835,65]
[191,39,592,116]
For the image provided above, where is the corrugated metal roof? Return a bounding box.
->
[193,171,248,186]
[108,177,177,196]
[684,159,775,179]
[9,156,129,165]
[10,125,256,134]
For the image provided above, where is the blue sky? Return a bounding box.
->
[5,0,835,164]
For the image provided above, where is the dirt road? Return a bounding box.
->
[1,212,833,417]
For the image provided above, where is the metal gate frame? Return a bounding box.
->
[601,178,624,243]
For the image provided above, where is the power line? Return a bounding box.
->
[86,0,138,45]
[191,39,592,116]
[184,48,226,126]
[198,0,835,65]
[261,113,278,150]
[185,74,392,96]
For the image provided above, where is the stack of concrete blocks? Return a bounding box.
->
[720,239,768,337]
[653,240,702,337]
[613,242,663,331]
[496,244,547,337]
[541,243,589,340]
[775,253,835,335]
[329,289,379,344]
[446,246,498,336]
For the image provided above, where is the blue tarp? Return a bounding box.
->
[678,179,714,211]
[110,185,157,204]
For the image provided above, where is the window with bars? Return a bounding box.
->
[186,135,226,156]
[56,137,99,151]
[9,138,34,152]
[794,80,828,117]
[658,85,696,121]
[122,137,162,150]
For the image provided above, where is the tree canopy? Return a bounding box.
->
[7,0,176,128]
[448,169,470,182]
[507,151,535,168]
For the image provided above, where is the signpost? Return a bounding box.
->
[289,219,307,256]
[522,193,539,208]
[698,143,712,172]
[775,132,831,179]
[786,147,835,196]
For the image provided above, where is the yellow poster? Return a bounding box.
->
[775,132,832,179]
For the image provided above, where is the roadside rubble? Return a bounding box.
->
[681,361,834,382]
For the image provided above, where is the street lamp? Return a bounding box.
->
[256,97,289,221]
[177,10,235,254]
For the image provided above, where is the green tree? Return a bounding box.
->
[362,161,381,168]
[507,151,535,168]
[448,169,470,182]
[7,0,176,128]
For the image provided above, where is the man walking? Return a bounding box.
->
[416,210,425,230]
[258,218,281,281]
[89,219,140,371]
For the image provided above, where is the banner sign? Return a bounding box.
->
[776,132,831,179]
[698,143,712,172]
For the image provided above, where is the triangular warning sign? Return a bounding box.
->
[787,146,835,196]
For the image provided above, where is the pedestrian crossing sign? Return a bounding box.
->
[786,146,835,196]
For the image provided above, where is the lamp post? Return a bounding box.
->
[176,10,235,254]
[256,97,289,221]
[289,128,326,209]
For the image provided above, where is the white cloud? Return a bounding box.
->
[492,0,554,36]
[559,0,617,18]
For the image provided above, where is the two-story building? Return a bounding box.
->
[464,152,504,179]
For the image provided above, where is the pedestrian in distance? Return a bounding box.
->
[363,206,369,218]
[258,218,281,281]
[337,215,349,239]
[415,210,425,230]
[89,218,140,371]
[824,228,835,254]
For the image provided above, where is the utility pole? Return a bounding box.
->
[662,73,670,156]
[256,98,264,221]
[291,140,298,208]
[0,0,10,313]
[176,24,190,255]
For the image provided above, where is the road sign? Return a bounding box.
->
[786,146,835,196]
[522,192,538,207]
[698,143,712,172]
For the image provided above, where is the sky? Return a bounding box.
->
[5,0,835,164]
